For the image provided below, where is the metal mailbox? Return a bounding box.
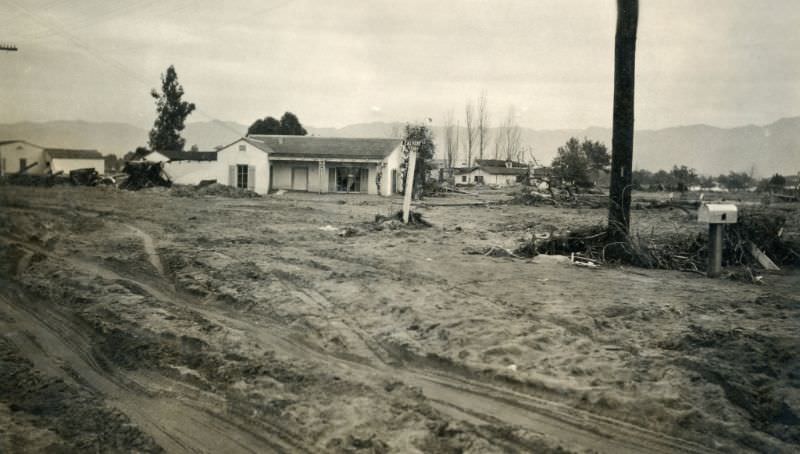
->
[698,203,738,224]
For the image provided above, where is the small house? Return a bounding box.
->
[151,136,406,196]
[456,159,528,186]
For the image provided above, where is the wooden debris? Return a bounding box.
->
[747,242,780,271]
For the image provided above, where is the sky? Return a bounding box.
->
[1,0,799,130]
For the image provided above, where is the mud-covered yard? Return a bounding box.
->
[1,185,798,453]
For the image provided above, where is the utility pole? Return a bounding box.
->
[607,0,639,241]
[0,43,18,52]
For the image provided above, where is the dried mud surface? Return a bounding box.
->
[0,185,798,453]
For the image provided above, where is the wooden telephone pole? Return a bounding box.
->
[607,0,638,241]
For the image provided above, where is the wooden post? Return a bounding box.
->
[708,223,723,277]
[402,149,418,224]
[607,0,639,241]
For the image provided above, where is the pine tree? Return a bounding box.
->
[148,65,196,151]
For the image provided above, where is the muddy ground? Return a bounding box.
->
[0,185,798,453]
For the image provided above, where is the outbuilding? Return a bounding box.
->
[43,148,105,175]
[0,140,46,175]
[456,159,528,187]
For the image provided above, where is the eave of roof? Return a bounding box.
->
[248,135,401,160]
[44,148,103,159]
[156,149,218,161]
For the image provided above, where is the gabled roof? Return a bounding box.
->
[156,149,218,161]
[248,135,402,160]
[0,139,42,148]
[475,159,526,168]
[478,166,529,175]
[44,148,102,159]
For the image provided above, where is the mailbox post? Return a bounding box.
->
[697,203,738,277]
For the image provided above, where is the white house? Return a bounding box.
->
[0,140,105,175]
[43,149,105,175]
[250,135,403,196]
[0,140,46,175]
[153,136,405,196]
[455,159,528,187]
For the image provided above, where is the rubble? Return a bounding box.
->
[69,168,100,186]
[524,208,800,274]
[369,210,432,230]
[119,161,171,190]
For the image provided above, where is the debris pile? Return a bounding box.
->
[119,162,171,190]
[69,168,100,186]
[369,211,432,230]
[517,208,799,275]
[171,183,260,198]
[510,186,607,208]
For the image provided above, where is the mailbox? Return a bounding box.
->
[698,204,738,224]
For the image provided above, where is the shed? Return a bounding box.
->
[44,148,105,174]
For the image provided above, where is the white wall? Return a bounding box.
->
[162,161,218,185]
[0,142,45,175]
[160,139,269,194]
[50,158,105,175]
[381,145,403,196]
[457,169,519,187]
[216,139,270,194]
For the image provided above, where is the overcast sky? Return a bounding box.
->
[1,0,798,130]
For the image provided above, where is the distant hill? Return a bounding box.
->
[1,118,797,177]
[309,119,800,177]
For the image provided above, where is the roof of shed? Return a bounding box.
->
[0,140,42,148]
[44,148,102,159]
[156,149,218,161]
[475,159,526,168]
[248,135,401,160]
[478,166,529,175]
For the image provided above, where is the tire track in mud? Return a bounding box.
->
[0,240,310,454]
[0,288,304,454]
[4,232,715,453]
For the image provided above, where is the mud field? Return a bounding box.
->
[1,185,798,453]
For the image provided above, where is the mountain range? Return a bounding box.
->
[1,118,797,177]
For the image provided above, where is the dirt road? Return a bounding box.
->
[1,186,798,453]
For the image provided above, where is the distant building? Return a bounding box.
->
[455,159,528,187]
[43,148,105,175]
[0,140,45,175]
[0,140,104,175]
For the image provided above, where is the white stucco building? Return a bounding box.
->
[150,136,405,196]
[455,159,528,187]
[0,140,105,175]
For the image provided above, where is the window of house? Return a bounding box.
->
[461,175,467,182]
[236,164,248,188]
[19,158,27,171]
[474,175,484,184]
[239,144,246,151]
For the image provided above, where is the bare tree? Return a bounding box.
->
[477,91,490,160]
[502,106,522,162]
[608,0,639,240]
[442,109,458,170]
[464,101,477,166]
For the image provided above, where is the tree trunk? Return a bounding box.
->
[608,0,639,241]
